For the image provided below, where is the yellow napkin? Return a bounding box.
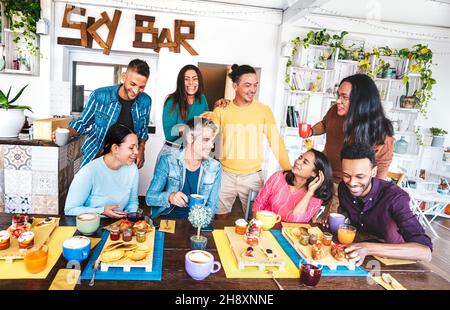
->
[89,238,101,250]
[159,220,176,233]
[0,226,77,279]
[374,256,416,266]
[212,230,299,278]
[48,269,81,290]
[372,273,407,290]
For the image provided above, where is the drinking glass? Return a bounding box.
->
[337,224,357,245]
[299,263,322,286]
[24,246,48,274]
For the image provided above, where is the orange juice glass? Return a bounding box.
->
[337,224,356,245]
[24,248,48,274]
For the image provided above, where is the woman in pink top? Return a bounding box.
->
[252,149,333,223]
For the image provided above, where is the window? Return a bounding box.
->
[66,47,158,124]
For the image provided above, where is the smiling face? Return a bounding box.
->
[292,151,317,179]
[111,133,139,166]
[336,81,352,116]
[184,69,199,97]
[191,126,215,160]
[233,73,258,104]
[341,158,377,197]
[121,70,148,101]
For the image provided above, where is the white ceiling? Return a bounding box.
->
[195,0,450,28]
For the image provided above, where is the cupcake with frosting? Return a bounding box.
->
[18,231,35,249]
[234,219,248,235]
[0,230,11,250]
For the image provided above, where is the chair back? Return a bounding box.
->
[244,190,259,221]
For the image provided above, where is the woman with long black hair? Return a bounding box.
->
[161,64,209,153]
[310,74,394,212]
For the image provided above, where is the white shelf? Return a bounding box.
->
[390,108,419,113]
[2,69,33,75]
[290,66,333,72]
[287,90,326,95]
[394,131,415,135]
[337,59,360,64]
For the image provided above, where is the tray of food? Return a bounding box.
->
[223,219,286,271]
[98,226,155,272]
[0,214,59,262]
[282,225,355,270]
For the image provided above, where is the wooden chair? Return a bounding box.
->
[386,171,406,186]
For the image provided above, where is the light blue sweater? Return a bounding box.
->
[65,156,139,216]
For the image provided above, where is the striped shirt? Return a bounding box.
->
[252,171,323,223]
[69,84,152,167]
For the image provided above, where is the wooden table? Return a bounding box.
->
[0,213,448,290]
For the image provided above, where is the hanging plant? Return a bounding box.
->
[3,0,41,57]
[398,44,436,116]
[285,29,347,89]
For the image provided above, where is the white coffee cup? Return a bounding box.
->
[55,128,70,146]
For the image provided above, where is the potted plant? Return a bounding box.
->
[2,0,41,57]
[429,127,448,147]
[188,204,213,250]
[398,44,436,116]
[0,84,31,137]
[399,80,419,109]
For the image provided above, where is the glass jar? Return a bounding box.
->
[308,233,318,245]
[136,229,146,243]
[322,232,333,246]
[122,228,133,242]
[394,136,408,154]
[109,225,120,241]
[299,234,310,246]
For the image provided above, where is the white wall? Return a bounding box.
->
[1,0,283,195]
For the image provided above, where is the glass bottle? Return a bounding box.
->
[394,136,409,154]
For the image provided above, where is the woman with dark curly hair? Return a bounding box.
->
[252,149,333,223]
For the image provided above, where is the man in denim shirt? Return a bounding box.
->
[146,118,221,219]
[61,59,151,168]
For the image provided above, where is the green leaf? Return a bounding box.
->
[9,84,28,104]
[6,86,12,100]
[0,91,8,105]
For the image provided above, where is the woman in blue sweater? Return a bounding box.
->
[65,124,139,218]
[161,64,209,155]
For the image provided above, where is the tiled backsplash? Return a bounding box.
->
[0,137,84,215]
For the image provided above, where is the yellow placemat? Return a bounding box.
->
[48,269,81,290]
[159,220,176,234]
[89,238,101,250]
[212,230,299,278]
[374,256,416,266]
[0,226,77,279]
[372,274,407,290]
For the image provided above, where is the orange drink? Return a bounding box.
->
[24,248,48,274]
[337,224,356,245]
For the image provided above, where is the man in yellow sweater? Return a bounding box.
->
[211,64,291,218]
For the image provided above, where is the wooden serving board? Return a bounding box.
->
[0,218,60,262]
[223,227,285,271]
[99,229,155,272]
[282,226,355,270]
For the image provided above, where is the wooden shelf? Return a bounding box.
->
[337,59,359,64]
[390,107,419,113]
[2,69,33,75]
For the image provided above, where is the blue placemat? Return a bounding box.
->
[271,230,368,277]
[80,230,165,281]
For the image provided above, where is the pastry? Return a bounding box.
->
[311,242,325,260]
[135,243,151,252]
[132,220,153,235]
[119,219,133,233]
[127,250,148,261]
[18,231,35,249]
[331,244,346,261]
[242,246,255,258]
[0,230,11,250]
[9,223,30,238]
[104,242,138,252]
[234,219,248,235]
[291,227,309,238]
[101,249,125,262]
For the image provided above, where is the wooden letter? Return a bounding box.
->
[57,4,92,47]
[87,10,122,55]
[133,15,158,50]
[155,28,177,53]
[174,20,198,55]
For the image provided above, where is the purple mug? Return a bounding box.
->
[185,250,221,281]
[328,213,346,235]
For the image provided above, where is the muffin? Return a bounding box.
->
[0,230,11,250]
[18,231,35,249]
[234,219,248,235]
